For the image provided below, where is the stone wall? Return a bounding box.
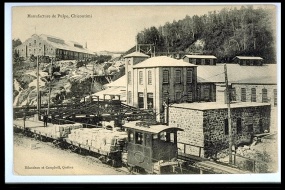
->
[169,104,271,158]
[169,107,204,157]
[203,105,271,158]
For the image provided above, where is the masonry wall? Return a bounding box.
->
[232,84,277,107]
[203,105,271,158]
[169,107,204,157]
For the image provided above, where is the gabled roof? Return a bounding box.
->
[183,55,217,59]
[197,64,277,84]
[233,56,263,60]
[39,34,95,55]
[133,56,197,68]
[123,52,150,58]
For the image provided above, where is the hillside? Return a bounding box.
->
[13,58,125,107]
[136,6,276,63]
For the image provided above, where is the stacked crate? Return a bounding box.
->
[52,123,83,138]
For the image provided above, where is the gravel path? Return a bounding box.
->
[13,132,126,176]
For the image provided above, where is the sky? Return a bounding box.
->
[10,3,276,53]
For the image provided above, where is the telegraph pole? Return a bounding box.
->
[47,58,53,115]
[224,64,233,164]
[36,55,40,120]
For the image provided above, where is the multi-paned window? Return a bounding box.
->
[251,88,256,102]
[147,70,152,85]
[186,69,192,83]
[241,88,246,102]
[162,70,169,83]
[175,70,181,83]
[139,71,143,85]
[262,88,268,103]
[176,92,181,101]
[187,91,193,102]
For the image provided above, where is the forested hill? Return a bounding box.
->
[136,6,276,63]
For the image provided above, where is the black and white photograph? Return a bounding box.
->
[5,3,281,183]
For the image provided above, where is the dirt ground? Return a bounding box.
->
[13,132,126,176]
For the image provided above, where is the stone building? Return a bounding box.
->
[13,34,96,60]
[168,102,271,158]
[124,53,197,122]
[233,56,263,66]
[183,55,217,65]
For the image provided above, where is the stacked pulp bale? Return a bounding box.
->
[67,128,128,153]
[52,123,83,138]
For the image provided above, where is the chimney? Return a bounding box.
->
[216,84,229,104]
[85,42,87,48]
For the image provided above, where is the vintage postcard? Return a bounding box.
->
[6,3,280,183]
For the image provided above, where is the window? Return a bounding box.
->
[29,43,31,46]
[39,49,41,52]
[128,71,131,84]
[139,71,143,85]
[128,131,134,142]
[163,70,169,83]
[128,91,132,104]
[34,40,36,44]
[231,88,236,101]
[192,59,196,64]
[186,69,192,83]
[175,70,181,83]
[187,91,193,102]
[262,88,268,103]
[176,92,181,101]
[224,119,229,135]
[201,59,205,65]
[147,93,153,109]
[39,43,41,46]
[241,88,246,102]
[248,124,253,133]
[251,88,256,102]
[163,91,169,102]
[274,89,277,106]
[147,70,152,85]
[138,92,144,108]
[237,118,242,134]
[135,132,143,145]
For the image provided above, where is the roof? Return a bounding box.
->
[233,56,263,60]
[197,64,277,84]
[133,56,197,68]
[39,34,95,55]
[123,121,183,134]
[170,102,271,111]
[123,52,150,58]
[105,75,126,87]
[183,55,217,59]
[83,86,126,102]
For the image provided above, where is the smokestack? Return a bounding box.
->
[85,42,87,48]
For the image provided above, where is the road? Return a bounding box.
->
[13,132,126,176]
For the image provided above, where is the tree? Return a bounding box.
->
[12,38,22,49]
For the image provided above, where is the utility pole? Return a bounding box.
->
[91,62,94,95]
[224,64,232,164]
[47,58,53,115]
[36,55,40,120]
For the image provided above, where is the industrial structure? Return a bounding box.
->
[13,34,96,61]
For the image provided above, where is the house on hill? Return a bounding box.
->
[233,56,264,66]
[183,55,218,65]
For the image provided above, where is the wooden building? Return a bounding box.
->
[233,56,263,66]
[183,55,217,65]
[13,34,96,61]
[124,53,197,122]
